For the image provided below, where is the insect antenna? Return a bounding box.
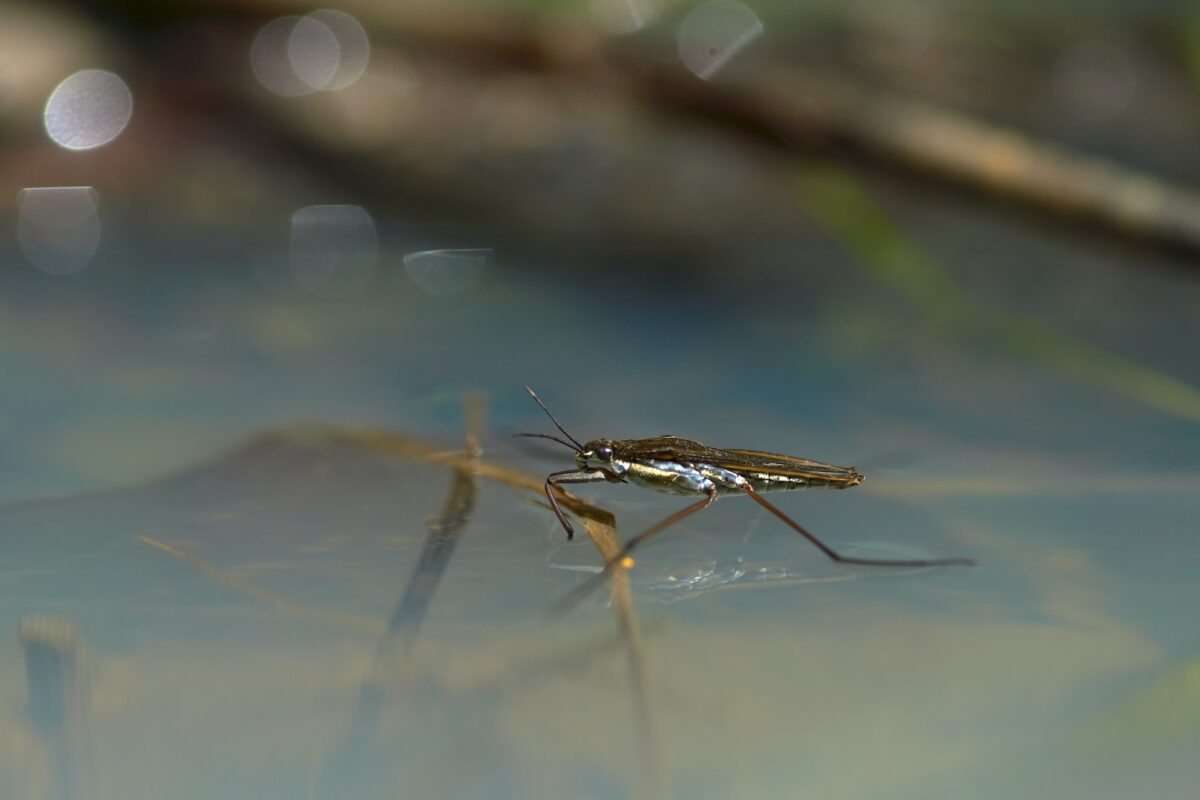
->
[523,386,585,451]
[513,432,582,453]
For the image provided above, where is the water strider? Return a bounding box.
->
[517,387,974,611]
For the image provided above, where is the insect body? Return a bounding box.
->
[577,435,863,497]
[518,387,973,611]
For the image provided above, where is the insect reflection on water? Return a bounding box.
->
[546,541,860,605]
[517,387,974,613]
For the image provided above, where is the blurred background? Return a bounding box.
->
[1,1,1199,799]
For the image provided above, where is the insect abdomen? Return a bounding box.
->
[744,472,840,492]
[624,460,714,495]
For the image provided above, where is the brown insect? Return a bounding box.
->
[518,387,974,611]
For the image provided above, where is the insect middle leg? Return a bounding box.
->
[544,469,611,540]
[550,488,718,615]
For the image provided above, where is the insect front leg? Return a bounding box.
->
[544,470,611,540]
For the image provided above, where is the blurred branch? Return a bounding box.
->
[638,62,1200,254]
[797,164,1200,423]
[368,4,1200,255]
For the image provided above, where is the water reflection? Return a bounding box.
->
[18,617,93,800]
[0,417,1186,799]
[316,398,482,798]
[547,541,856,604]
[104,417,662,799]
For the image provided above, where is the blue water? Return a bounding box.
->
[3,180,1198,800]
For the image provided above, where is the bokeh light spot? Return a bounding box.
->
[402,249,490,295]
[17,187,101,275]
[590,0,662,34]
[288,15,341,91]
[252,12,370,96]
[307,10,370,90]
[677,0,763,80]
[251,16,312,97]
[289,205,378,296]
[43,70,132,150]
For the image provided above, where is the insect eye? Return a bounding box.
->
[597,445,614,460]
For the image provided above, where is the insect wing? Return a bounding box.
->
[613,437,860,482]
[611,436,719,462]
[713,449,857,476]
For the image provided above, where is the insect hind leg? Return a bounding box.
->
[741,484,975,568]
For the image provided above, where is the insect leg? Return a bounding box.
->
[545,470,610,540]
[549,488,718,616]
[741,484,975,568]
